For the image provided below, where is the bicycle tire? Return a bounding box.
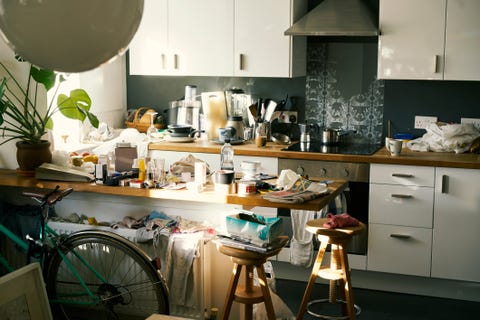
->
[45,230,169,320]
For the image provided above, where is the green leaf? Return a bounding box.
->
[30,66,56,91]
[45,117,53,130]
[57,89,93,126]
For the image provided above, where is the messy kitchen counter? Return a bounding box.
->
[149,139,480,169]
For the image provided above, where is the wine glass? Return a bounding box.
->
[146,111,158,141]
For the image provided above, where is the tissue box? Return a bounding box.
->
[226,214,282,246]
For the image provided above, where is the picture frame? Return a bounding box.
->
[0,262,52,320]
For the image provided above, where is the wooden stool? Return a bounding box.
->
[296,219,365,320]
[217,236,288,320]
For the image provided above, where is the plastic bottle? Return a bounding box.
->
[220,139,234,171]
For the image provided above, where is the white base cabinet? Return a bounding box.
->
[367,164,435,277]
[368,164,480,283]
[431,168,480,282]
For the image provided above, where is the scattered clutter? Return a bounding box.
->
[407,122,480,153]
[263,169,329,204]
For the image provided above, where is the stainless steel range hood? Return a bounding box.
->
[285,0,378,37]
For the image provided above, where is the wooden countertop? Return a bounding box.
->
[149,140,480,169]
[0,169,347,212]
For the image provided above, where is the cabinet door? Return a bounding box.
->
[432,168,480,282]
[444,0,480,80]
[234,0,304,78]
[168,0,233,76]
[129,0,168,75]
[377,0,446,80]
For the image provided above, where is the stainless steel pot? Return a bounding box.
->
[321,128,340,145]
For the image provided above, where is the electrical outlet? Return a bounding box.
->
[414,116,438,129]
[461,118,480,130]
[277,111,297,124]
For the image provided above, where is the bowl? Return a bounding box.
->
[271,132,292,145]
[213,170,235,184]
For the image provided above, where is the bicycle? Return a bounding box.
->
[0,185,169,320]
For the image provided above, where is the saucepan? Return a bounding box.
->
[321,128,354,145]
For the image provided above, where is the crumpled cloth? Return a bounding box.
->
[407,123,480,153]
[323,213,359,229]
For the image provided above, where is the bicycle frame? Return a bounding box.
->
[0,219,105,307]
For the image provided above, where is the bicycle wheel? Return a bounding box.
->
[45,230,169,320]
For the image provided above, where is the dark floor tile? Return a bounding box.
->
[275,278,480,320]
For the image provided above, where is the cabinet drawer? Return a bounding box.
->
[370,164,434,187]
[367,224,432,277]
[369,184,434,228]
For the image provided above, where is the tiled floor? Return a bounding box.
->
[275,278,480,320]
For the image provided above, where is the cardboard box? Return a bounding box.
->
[226,214,282,246]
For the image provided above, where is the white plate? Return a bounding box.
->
[166,136,194,143]
[211,139,245,145]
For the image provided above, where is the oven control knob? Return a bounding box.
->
[320,168,327,176]
[296,166,305,176]
[342,168,350,177]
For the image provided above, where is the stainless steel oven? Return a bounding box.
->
[278,158,370,255]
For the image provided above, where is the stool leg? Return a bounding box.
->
[244,265,254,320]
[296,240,328,320]
[256,264,276,320]
[221,263,243,320]
[339,244,355,320]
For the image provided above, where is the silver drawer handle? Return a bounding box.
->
[390,234,411,239]
[392,173,414,178]
[391,194,413,199]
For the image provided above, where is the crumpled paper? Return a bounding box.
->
[407,123,480,153]
[170,154,211,176]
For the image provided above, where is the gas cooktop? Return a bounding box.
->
[283,141,382,155]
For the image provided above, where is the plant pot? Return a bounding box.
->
[16,140,52,176]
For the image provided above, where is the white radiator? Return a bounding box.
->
[47,221,211,319]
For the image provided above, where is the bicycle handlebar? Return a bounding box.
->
[22,186,74,206]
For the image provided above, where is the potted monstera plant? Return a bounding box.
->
[0,59,99,175]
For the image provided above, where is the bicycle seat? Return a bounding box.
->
[23,187,74,205]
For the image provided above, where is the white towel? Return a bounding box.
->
[290,209,316,268]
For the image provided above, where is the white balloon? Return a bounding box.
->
[0,0,144,72]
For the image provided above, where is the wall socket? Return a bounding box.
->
[276,111,298,124]
[461,117,480,130]
[414,116,438,129]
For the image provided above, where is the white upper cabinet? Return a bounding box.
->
[129,0,233,76]
[444,0,480,80]
[234,0,306,77]
[377,0,446,80]
[129,0,306,78]
[377,0,480,81]
[129,0,168,75]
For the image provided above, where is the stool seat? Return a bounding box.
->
[297,218,365,320]
[217,236,288,320]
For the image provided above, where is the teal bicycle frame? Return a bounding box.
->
[0,220,106,306]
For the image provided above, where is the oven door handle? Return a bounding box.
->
[390,233,411,239]
[391,194,413,199]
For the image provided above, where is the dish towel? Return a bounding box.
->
[290,209,316,268]
[163,233,202,307]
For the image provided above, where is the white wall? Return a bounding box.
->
[0,37,127,168]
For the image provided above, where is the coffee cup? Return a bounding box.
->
[385,137,403,156]
[218,127,236,142]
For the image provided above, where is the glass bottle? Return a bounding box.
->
[220,139,234,171]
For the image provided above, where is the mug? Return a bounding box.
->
[385,137,403,156]
[218,127,236,142]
